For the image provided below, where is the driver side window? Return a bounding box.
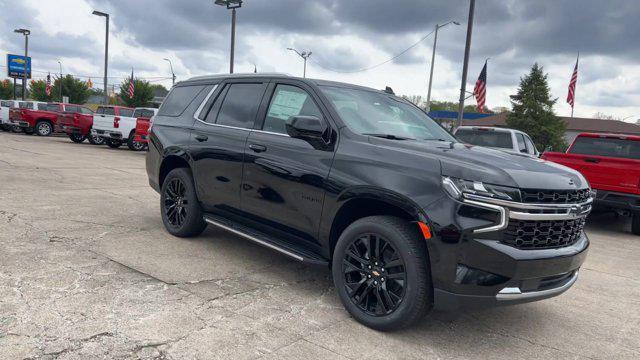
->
[263,84,322,135]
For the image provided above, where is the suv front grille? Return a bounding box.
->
[521,189,591,204]
[503,218,586,249]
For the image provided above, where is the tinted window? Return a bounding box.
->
[569,136,640,160]
[119,108,134,117]
[215,83,265,129]
[80,107,93,115]
[158,85,206,117]
[263,85,322,134]
[96,107,105,115]
[134,109,156,118]
[456,129,513,149]
[1,101,14,107]
[37,103,48,110]
[45,104,59,112]
[100,107,115,116]
[516,134,527,152]
[19,102,33,109]
[65,105,80,113]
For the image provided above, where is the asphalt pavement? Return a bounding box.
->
[0,132,638,359]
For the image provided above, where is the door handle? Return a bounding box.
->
[584,158,600,163]
[194,134,208,142]
[249,143,267,153]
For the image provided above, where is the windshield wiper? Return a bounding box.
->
[363,133,415,140]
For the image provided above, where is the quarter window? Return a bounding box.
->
[65,105,80,113]
[516,134,527,152]
[158,85,206,117]
[263,85,322,134]
[215,83,266,129]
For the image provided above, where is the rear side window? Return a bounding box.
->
[37,103,48,110]
[1,101,13,107]
[134,109,156,118]
[456,129,513,149]
[215,83,266,129]
[45,104,59,112]
[80,107,93,115]
[119,108,134,117]
[19,102,33,109]
[101,107,115,116]
[65,105,80,113]
[158,85,206,117]
[569,136,640,160]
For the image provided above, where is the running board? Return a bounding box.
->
[203,214,329,266]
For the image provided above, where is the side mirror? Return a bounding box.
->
[286,115,328,140]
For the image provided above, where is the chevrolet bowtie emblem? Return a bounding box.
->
[372,270,380,276]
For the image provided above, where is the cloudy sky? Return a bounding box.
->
[1,0,639,120]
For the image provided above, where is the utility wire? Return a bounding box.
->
[308,28,436,74]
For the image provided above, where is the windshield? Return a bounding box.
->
[321,86,455,141]
[456,129,513,149]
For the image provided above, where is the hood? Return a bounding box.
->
[369,138,588,190]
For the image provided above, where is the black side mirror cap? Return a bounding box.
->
[286,115,328,140]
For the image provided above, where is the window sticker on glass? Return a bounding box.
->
[267,90,308,120]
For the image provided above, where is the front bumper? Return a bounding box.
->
[91,128,123,140]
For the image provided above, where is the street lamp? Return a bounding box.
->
[57,60,63,101]
[92,10,109,105]
[287,48,312,78]
[214,0,243,74]
[14,28,30,100]
[426,21,460,112]
[163,58,176,86]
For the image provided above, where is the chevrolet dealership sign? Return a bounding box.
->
[7,54,32,79]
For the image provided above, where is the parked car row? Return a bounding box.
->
[0,99,157,151]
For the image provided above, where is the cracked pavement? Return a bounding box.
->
[1,132,639,359]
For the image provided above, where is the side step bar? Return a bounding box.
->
[203,214,329,266]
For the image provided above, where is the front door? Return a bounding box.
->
[241,82,336,244]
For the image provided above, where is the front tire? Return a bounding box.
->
[160,168,207,237]
[127,131,145,151]
[68,133,86,143]
[105,139,122,148]
[332,216,432,331]
[35,121,53,136]
[632,212,640,236]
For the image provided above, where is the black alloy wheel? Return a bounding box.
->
[127,132,145,151]
[164,178,188,227]
[343,233,406,316]
[68,133,86,143]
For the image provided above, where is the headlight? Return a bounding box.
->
[442,177,520,201]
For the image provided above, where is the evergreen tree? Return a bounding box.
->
[506,63,566,151]
[119,77,154,108]
[56,75,91,104]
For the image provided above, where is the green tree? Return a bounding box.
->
[119,77,154,107]
[57,75,90,104]
[0,79,14,99]
[30,79,53,101]
[506,63,566,151]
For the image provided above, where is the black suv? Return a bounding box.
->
[146,74,592,330]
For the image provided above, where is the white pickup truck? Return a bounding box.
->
[0,100,18,131]
[454,126,540,158]
[90,105,146,150]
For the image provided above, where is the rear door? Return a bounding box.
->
[117,108,136,137]
[190,80,268,212]
[567,135,640,194]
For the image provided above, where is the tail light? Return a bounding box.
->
[114,117,120,128]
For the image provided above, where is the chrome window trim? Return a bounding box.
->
[193,84,219,121]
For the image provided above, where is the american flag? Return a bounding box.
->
[128,69,135,98]
[473,61,487,113]
[567,55,579,108]
[45,73,51,96]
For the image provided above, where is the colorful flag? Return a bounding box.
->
[567,55,579,108]
[128,69,135,98]
[473,61,487,113]
[45,73,52,96]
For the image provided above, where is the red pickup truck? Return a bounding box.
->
[8,101,53,135]
[57,104,105,145]
[542,133,640,235]
[133,108,158,146]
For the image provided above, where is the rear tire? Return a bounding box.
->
[332,216,432,331]
[11,125,22,133]
[127,131,145,151]
[68,133,86,143]
[87,134,105,145]
[105,139,122,148]
[35,121,53,136]
[0,124,9,131]
[632,212,640,236]
[160,168,207,237]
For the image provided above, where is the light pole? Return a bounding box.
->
[92,10,109,105]
[287,48,312,78]
[163,58,176,86]
[14,29,30,100]
[214,0,243,74]
[456,0,476,128]
[426,21,459,112]
[57,60,63,101]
